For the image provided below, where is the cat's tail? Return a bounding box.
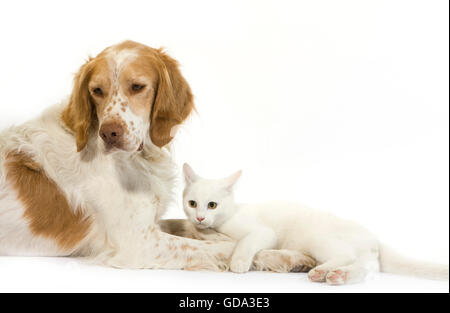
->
[378,244,449,280]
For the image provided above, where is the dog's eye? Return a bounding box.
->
[92,87,103,96]
[208,202,217,210]
[131,84,145,92]
[188,200,197,208]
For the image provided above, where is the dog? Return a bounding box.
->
[0,41,315,271]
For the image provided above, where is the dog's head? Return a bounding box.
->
[62,41,194,152]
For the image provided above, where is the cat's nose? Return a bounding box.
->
[197,217,205,222]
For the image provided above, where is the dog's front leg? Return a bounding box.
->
[104,226,235,271]
[91,190,235,270]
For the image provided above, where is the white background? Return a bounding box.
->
[0,0,448,293]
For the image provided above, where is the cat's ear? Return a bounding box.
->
[183,163,199,185]
[223,170,242,192]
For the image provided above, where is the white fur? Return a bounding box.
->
[183,164,449,284]
[0,45,309,273]
[107,47,138,72]
[0,102,236,270]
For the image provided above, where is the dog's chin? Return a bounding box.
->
[100,140,143,154]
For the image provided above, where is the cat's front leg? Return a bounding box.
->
[159,220,317,273]
[230,253,255,273]
[230,228,278,273]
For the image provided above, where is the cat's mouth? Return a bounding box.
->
[195,222,209,229]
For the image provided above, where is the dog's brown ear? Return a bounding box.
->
[150,49,194,148]
[62,59,97,152]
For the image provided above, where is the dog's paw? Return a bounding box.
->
[230,258,252,273]
[290,252,316,272]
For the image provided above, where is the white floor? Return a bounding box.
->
[0,257,447,293]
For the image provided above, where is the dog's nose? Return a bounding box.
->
[99,122,124,147]
[197,217,205,222]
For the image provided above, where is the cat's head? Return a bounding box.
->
[182,163,242,229]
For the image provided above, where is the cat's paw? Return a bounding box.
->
[230,258,253,273]
[326,269,348,285]
[308,268,328,282]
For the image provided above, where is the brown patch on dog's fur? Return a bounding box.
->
[252,249,316,273]
[281,255,293,267]
[62,57,108,152]
[5,151,91,252]
[148,48,195,147]
[159,219,203,239]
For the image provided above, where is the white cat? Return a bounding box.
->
[182,163,449,285]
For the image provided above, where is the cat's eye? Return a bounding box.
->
[188,200,197,208]
[208,202,218,210]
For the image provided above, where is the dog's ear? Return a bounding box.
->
[150,49,194,148]
[62,58,97,152]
